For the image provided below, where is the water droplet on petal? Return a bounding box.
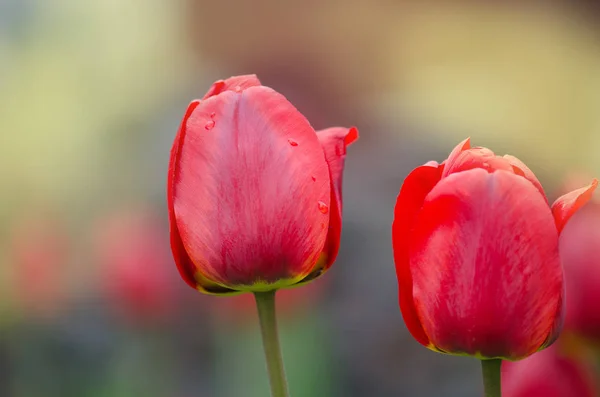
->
[205,120,215,130]
[311,176,316,182]
[321,223,326,230]
[288,139,298,147]
[234,85,242,93]
[483,162,489,167]
[210,112,216,118]
[318,201,329,214]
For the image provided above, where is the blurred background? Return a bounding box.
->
[2,1,600,396]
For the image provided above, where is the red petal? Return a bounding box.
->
[202,74,262,99]
[561,202,600,339]
[392,163,442,347]
[443,145,513,177]
[551,179,598,234]
[168,101,238,294]
[502,344,598,397]
[503,154,547,200]
[172,86,331,288]
[410,169,562,359]
[445,137,471,165]
[314,126,359,271]
[168,100,201,289]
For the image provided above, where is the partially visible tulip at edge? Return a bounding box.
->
[392,138,597,361]
[502,343,598,397]
[167,74,358,295]
[559,179,600,348]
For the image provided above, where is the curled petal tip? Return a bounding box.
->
[344,126,359,146]
[552,178,598,234]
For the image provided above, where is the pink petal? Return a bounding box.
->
[503,154,547,200]
[168,100,238,294]
[442,145,513,178]
[202,74,262,99]
[313,126,359,272]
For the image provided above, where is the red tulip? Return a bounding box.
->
[502,344,598,397]
[168,75,358,294]
[95,209,177,320]
[392,138,597,360]
[559,188,600,345]
[11,214,69,318]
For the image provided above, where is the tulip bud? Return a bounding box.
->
[392,138,597,360]
[167,75,358,294]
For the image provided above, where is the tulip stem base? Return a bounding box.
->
[254,290,290,397]
[481,359,502,397]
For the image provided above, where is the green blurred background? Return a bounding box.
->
[1,1,599,396]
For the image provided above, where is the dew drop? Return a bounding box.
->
[311,176,316,182]
[234,85,242,93]
[321,223,326,230]
[288,138,299,147]
[210,112,216,118]
[483,162,489,167]
[205,120,215,130]
[318,201,329,214]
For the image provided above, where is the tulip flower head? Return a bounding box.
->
[559,188,600,346]
[502,343,598,397]
[392,138,597,360]
[168,75,357,295]
[95,209,177,321]
[11,214,69,319]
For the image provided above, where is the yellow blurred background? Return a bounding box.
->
[1,1,599,396]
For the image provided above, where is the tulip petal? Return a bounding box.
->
[168,100,202,290]
[502,344,598,397]
[551,179,598,234]
[172,86,331,289]
[410,169,562,359]
[392,163,443,348]
[443,145,513,177]
[168,101,239,295]
[445,137,471,166]
[312,127,359,271]
[202,74,262,99]
[503,154,547,200]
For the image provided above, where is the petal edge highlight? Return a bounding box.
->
[392,163,442,347]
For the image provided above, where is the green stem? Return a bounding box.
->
[481,359,502,397]
[254,291,290,397]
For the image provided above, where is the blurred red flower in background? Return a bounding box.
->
[392,138,597,360]
[11,213,69,319]
[94,208,177,322]
[168,74,358,295]
[558,174,600,347]
[502,344,598,397]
